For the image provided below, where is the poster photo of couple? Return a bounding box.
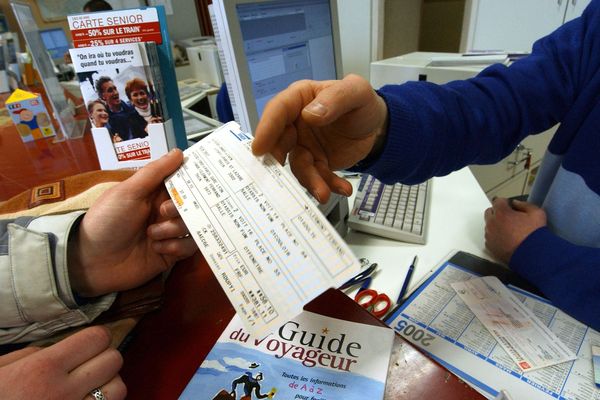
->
[70,42,171,164]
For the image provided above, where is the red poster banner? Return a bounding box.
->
[116,146,152,161]
[68,8,162,48]
[71,22,162,48]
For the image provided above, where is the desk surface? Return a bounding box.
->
[0,90,100,202]
[345,170,493,301]
[1,121,490,399]
[120,252,485,400]
[0,122,99,202]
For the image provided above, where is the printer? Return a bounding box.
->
[177,36,215,49]
[370,51,488,88]
[177,36,223,87]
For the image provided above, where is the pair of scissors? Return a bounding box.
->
[354,289,392,318]
[341,259,392,318]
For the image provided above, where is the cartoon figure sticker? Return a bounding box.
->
[6,89,56,142]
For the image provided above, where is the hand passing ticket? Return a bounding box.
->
[165,122,361,335]
[451,276,576,372]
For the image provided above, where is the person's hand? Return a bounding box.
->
[484,198,547,263]
[252,74,388,204]
[0,326,125,400]
[68,149,197,297]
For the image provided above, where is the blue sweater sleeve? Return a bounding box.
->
[510,228,600,331]
[353,1,600,331]
[359,0,597,185]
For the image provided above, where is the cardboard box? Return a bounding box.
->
[6,88,55,142]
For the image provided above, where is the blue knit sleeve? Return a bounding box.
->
[358,0,599,185]
[510,227,600,331]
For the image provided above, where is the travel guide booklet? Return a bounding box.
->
[179,310,395,400]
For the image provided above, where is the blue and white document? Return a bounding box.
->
[451,276,576,372]
[593,345,600,388]
[386,256,600,400]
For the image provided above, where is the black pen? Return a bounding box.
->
[397,256,417,304]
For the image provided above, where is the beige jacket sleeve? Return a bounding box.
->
[0,211,116,344]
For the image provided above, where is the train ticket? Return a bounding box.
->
[164,122,360,335]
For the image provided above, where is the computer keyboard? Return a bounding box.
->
[348,174,432,244]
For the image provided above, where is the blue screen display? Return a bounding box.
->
[39,28,70,60]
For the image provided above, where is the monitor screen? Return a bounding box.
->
[236,0,338,118]
[39,28,70,61]
[212,0,342,132]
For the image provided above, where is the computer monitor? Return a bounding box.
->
[39,27,70,63]
[211,0,343,132]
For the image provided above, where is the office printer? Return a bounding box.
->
[177,36,215,49]
[177,36,223,87]
[370,51,487,88]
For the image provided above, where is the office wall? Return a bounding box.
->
[337,0,377,79]
[420,0,465,52]
[382,0,466,59]
[324,0,465,78]
[163,0,202,42]
[383,0,421,59]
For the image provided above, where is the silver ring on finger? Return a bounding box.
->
[90,388,106,400]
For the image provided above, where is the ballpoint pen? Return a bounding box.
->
[593,345,600,388]
[397,256,417,304]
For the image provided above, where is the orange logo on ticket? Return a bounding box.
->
[170,188,184,207]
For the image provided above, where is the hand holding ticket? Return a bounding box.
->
[165,122,361,335]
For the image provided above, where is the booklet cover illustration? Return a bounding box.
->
[179,310,394,400]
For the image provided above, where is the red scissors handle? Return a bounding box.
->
[355,289,391,318]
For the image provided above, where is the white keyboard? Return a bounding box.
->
[348,174,432,244]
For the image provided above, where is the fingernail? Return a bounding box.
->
[338,187,352,197]
[312,190,321,203]
[304,101,327,117]
[510,199,522,209]
[148,225,160,237]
